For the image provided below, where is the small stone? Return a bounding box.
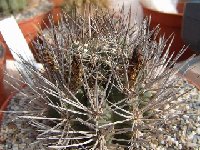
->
[7,143,13,149]
[178,144,182,149]
[174,140,179,147]
[188,131,196,141]
[197,128,200,134]
[160,140,165,145]
[7,122,17,130]
[0,144,5,150]
[13,144,19,150]
[18,143,26,149]
[197,139,200,144]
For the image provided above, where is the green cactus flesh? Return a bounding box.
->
[0,0,27,15]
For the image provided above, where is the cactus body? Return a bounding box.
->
[0,0,27,15]
[63,0,109,14]
[6,6,196,150]
[0,0,9,15]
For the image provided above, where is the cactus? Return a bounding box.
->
[6,6,195,149]
[0,0,9,15]
[63,0,109,14]
[0,0,27,15]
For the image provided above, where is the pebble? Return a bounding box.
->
[197,128,200,135]
[0,77,200,149]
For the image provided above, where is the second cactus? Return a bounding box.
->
[0,0,27,15]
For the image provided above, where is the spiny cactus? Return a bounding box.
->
[63,0,109,14]
[0,0,27,15]
[6,6,196,149]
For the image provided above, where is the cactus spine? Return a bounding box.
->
[6,6,195,149]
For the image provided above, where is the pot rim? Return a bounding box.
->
[0,93,15,123]
[139,0,184,17]
[0,7,61,60]
[0,84,26,123]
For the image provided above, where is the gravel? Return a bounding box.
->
[0,88,47,150]
[0,77,200,150]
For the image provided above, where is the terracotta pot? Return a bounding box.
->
[50,7,62,25]
[0,94,13,123]
[0,9,62,107]
[176,2,185,14]
[0,35,11,59]
[0,7,62,108]
[0,12,50,59]
[0,84,26,122]
[51,0,64,7]
[0,7,62,60]
[140,0,194,62]
[0,44,6,106]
